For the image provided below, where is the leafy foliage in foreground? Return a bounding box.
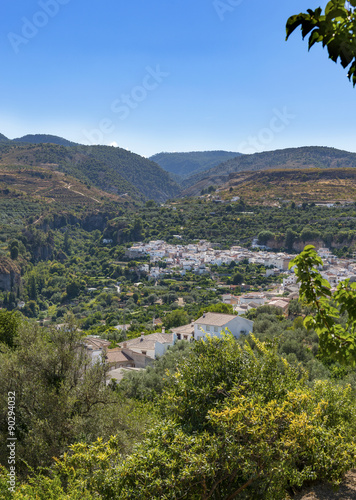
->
[290,245,356,365]
[2,336,355,499]
[0,310,21,348]
[286,1,356,85]
[0,318,153,474]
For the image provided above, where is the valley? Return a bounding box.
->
[1,135,356,499]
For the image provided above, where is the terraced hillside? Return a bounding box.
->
[0,163,127,207]
[0,142,180,202]
[219,168,356,205]
[182,146,356,192]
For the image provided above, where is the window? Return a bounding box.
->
[214,326,218,333]
[206,325,210,331]
[142,351,147,355]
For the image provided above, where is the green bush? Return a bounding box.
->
[6,336,355,499]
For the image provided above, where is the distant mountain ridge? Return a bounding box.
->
[3,132,356,203]
[150,150,242,181]
[13,134,77,147]
[0,140,180,202]
[0,133,10,143]
[182,146,356,191]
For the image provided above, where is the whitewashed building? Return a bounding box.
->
[194,312,254,341]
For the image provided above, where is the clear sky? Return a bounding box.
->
[0,0,355,157]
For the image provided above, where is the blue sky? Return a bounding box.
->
[0,0,355,157]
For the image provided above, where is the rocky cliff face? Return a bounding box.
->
[0,257,21,292]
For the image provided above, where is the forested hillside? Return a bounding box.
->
[1,138,356,500]
[12,134,77,146]
[1,156,356,498]
[150,150,242,180]
[0,142,181,202]
[183,146,356,191]
[0,134,10,143]
[3,0,356,495]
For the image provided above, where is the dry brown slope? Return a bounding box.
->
[0,164,126,207]
[217,168,356,205]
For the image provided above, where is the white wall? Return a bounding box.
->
[225,317,254,337]
[194,317,253,341]
[130,347,155,358]
[155,339,174,358]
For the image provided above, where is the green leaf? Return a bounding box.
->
[286,15,305,39]
[308,30,323,49]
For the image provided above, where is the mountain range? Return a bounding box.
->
[0,133,76,146]
[2,133,356,204]
[180,146,356,192]
[149,150,242,181]
[0,135,180,202]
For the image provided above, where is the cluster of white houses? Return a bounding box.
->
[126,240,293,278]
[84,312,254,382]
[126,241,356,303]
[126,241,356,284]
[85,243,356,382]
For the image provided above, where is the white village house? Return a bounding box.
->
[194,312,254,341]
[86,314,254,384]
[171,322,195,342]
[119,331,176,361]
[239,293,266,306]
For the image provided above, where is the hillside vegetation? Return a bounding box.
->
[183,146,356,192]
[183,167,356,204]
[0,142,356,498]
[0,142,180,202]
[13,134,77,146]
[225,168,356,204]
[150,150,242,181]
[0,134,10,143]
[0,163,126,208]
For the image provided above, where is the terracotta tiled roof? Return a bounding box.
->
[105,348,133,364]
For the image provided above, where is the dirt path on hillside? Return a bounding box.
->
[65,183,100,203]
[292,470,356,499]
